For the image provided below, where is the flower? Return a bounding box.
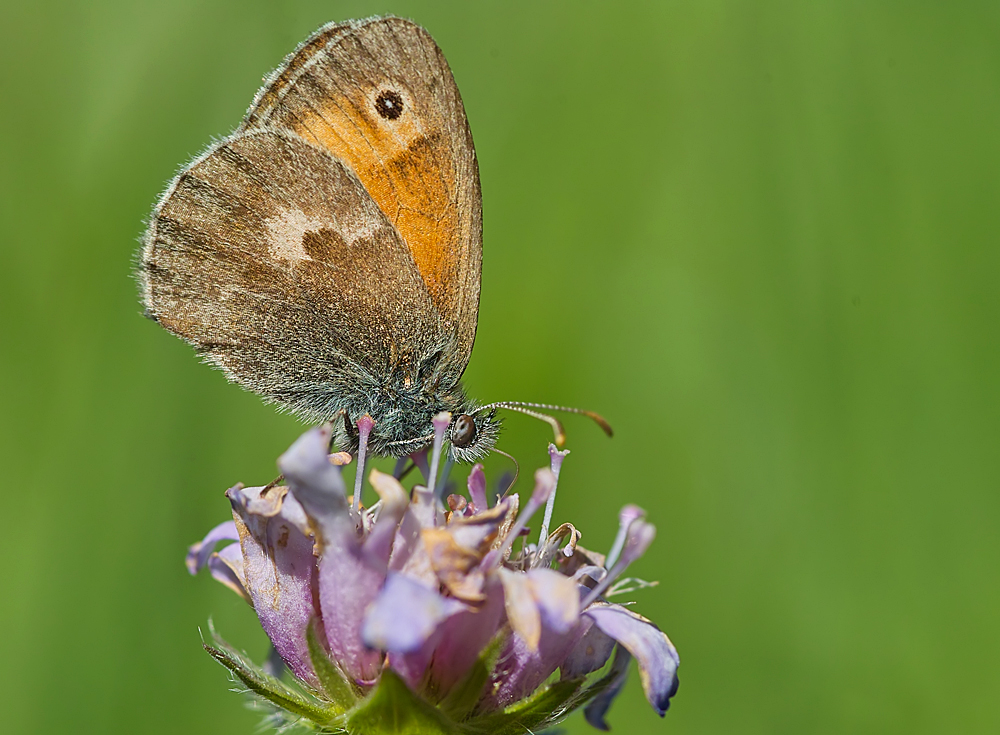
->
[188,415,679,733]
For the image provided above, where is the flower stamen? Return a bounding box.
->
[428,411,451,500]
[605,504,646,569]
[581,517,656,609]
[489,468,555,566]
[352,415,375,511]
[537,443,569,552]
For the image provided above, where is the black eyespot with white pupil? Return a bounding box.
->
[375,90,404,120]
[451,414,477,448]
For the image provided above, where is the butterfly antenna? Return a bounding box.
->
[502,402,613,437]
[492,447,520,498]
[476,402,613,446]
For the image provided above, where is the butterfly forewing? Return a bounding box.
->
[241,16,482,373]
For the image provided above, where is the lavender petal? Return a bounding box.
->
[583,645,632,731]
[186,520,239,575]
[362,572,466,653]
[561,618,615,680]
[585,603,680,716]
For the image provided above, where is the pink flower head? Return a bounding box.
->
[188,422,679,732]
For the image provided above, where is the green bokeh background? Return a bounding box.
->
[2,1,998,733]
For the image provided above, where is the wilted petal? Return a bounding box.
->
[424,503,510,601]
[186,520,239,575]
[227,484,319,689]
[585,603,680,716]
[446,494,468,513]
[207,542,248,601]
[362,573,466,653]
[583,645,632,731]
[424,528,487,602]
[559,543,607,577]
[498,569,540,650]
[498,568,579,653]
[448,502,508,549]
[532,522,581,570]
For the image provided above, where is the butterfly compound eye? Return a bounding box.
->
[375,90,404,120]
[451,414,477,448]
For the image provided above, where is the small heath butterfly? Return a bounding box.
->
[139,17,609,464]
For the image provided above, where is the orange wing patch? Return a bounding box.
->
[288,90,461,316]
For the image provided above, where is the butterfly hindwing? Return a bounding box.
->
[142,129,455,420]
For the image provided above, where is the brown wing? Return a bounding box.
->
[241,16,482,375]
[141,129,453,420]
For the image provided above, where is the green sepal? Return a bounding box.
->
[203,625,337,728]
[307,617,359,713]
[347,669,463,735]
[462,677,584,735]
[437,633,505,721]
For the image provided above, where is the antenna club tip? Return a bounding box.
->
[585,411,614,438]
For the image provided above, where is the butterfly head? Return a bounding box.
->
[447,408,501,463]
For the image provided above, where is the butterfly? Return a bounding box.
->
[139,16,609,466]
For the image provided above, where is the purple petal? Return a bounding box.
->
[362,573,466,653]
[467,463,488,510]
[280,429,383,686]
[583,645,632,731]
[423,578,506,696]
[481,623,585,711]
[388,487,443,590]
[186,520,239,575]
[387,507,430,577]
[530,568,579,634]
[605,505,647,569]
[561,618,615,680]
[278,426,349,513]
[584,604,680,716]
[227,484,320,689]
[362,470,409,569]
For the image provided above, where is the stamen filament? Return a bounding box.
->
[427,412,451,501]
[537,445,569,550]
[581,519,656,609]
[352,415,375,511]
[605,505,645,569]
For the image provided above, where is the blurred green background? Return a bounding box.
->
[2,1,998,733]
